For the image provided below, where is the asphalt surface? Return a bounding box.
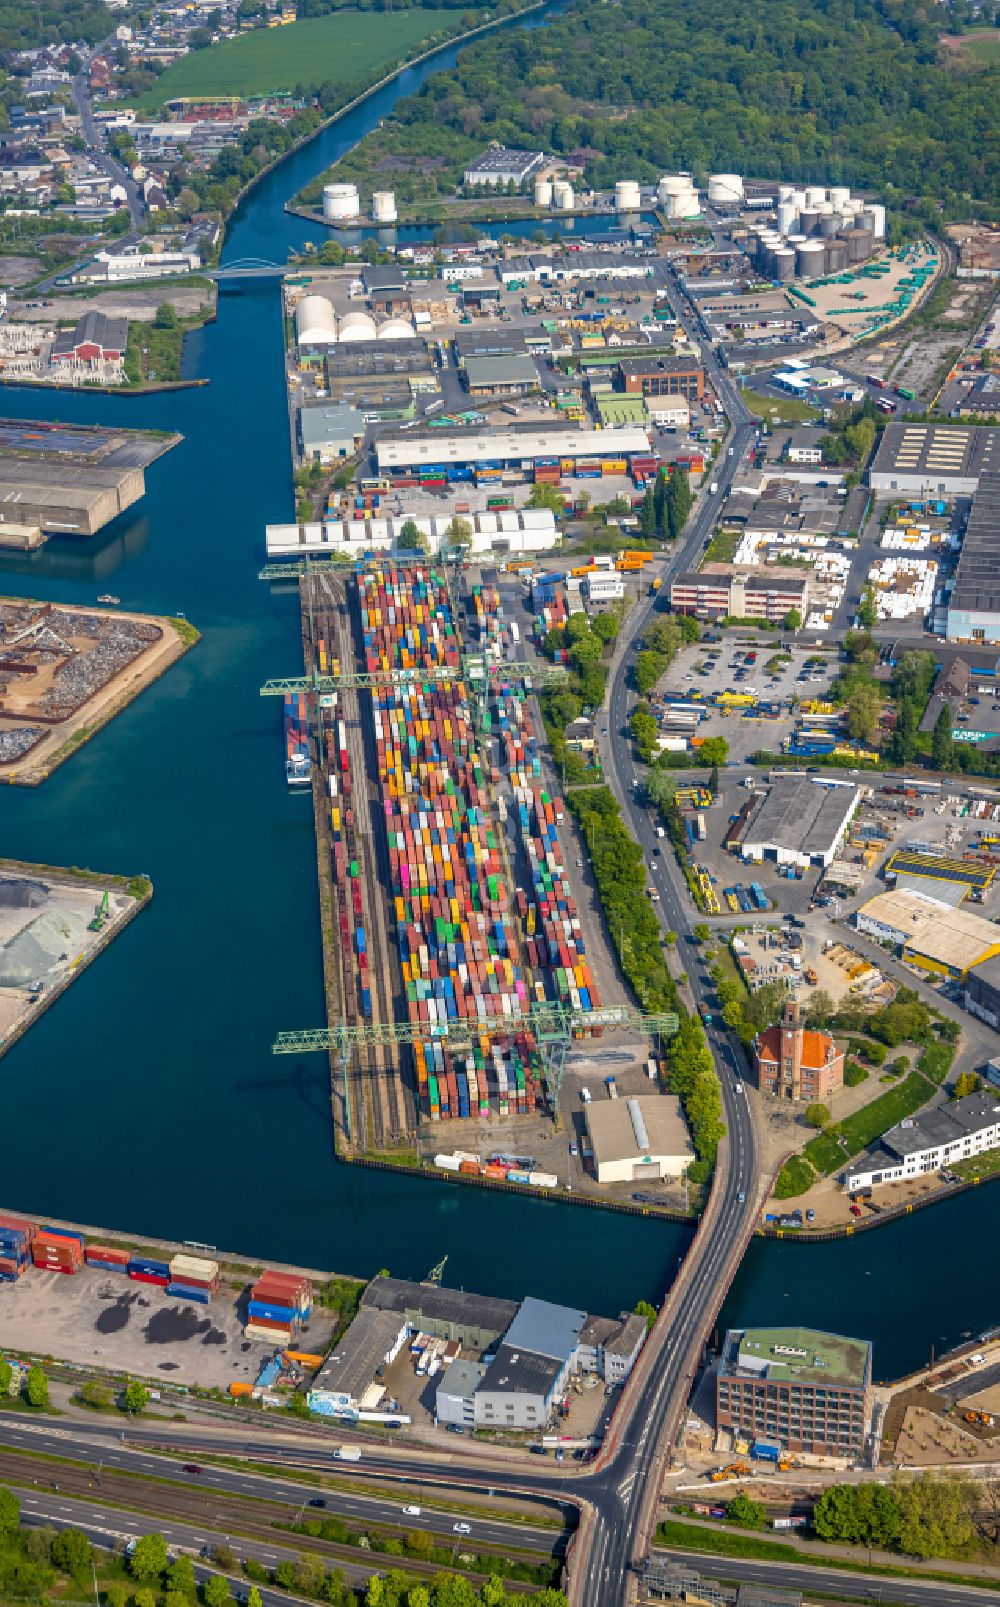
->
[651,1546,1000,1607]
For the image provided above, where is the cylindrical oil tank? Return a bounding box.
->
[295,294,337,346]
[372,190,397,223]
[790,189,807,210]
[796,239,826,276]
[841,197,863,219]
[786,232,807,247]
[323,182,359,221]
[707,172,744,206]
[534,177,553,207]
[658,174,690,200]
[819,211,840,238]
[338,310,378,342]
[779,184,795,202]
[665,188,700,219]
[825,240,848,273]
[798,208,819,237]
[773,248,796,282]
[552,180,574,210]
[867,202,886,238]
[843,226,871,264]
[615,179,642,212]
[829,186,851,210]
[805,185,826,208]
[777,200,797,236]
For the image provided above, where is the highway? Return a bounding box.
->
[651,1546,1000,1607]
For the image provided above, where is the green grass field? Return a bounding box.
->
[959,30,1000,63]
[131,10,455,106]
[741,387,821,424]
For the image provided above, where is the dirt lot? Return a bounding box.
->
[10,283,216,325]
[0,605,193,786]
[0,1263,336,1390]
[0,257,45,289]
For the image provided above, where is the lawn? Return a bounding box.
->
[958,30,1000,63]
[130,10,455,106]
[835,1070,932,1159]
[740,387,821,425]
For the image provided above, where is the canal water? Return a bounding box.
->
[0,7,993,1375]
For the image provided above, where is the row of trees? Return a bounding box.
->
[639,467,693,543]
[634,614,701,698]
[813,1472,992,1560]
[667,1013,725,1185]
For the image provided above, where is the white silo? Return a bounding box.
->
[323,182,360,222]
[777,200,797,236]
[295,295,337,346]
[378,317,415,340]
[372,190,397,223]
[338,310,378,342]
[865,203,886,238]
[829,186,851,210]
[707,173,744,206]
[805,185,827,208]
[615,179,642,213]
[658,174,689,205]
[665,187,700,219]
[790,189,807,211]
[534,177,553,207]
[552,181,575,210]
[779,184,795,202]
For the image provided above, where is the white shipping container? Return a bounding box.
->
[434,1154,462,1172]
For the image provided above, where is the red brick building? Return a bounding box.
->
[753,997,843,1101]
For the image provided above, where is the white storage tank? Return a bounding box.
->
[707,172,743,206]
[664,187,700,219]
[776,200,797,237]
[615,179,642,212]
[864,204,886,239]
[805,185,827,208]
[790,189,807,210]
[552,180,575,210]
[372,190,397,223]
[378,317,416,340]
[798,208,819,237]
[779,184,795,202]
[534,177,553,207]
[323,182,360,222]
[338,310,378,342]
[829,186,851,210]
[796,239,826,276]
[658,173,689,203]
[295,294,337,346]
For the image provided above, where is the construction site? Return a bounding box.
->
[0,598,196,785]
[0,859,150,1059]
[267,557,681,1189]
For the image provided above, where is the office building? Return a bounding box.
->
[738,776,859,869]
[844,1090,1000,1191]
[716,1326,872,1457]
[670,567,809,623]
[752,998,844,1102]
[617,355,705,403]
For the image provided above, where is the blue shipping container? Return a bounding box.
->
[42,1227,85,1247]
[248,1301,296,1322]
[167,1283,210,1304]
[128,1258,170,1276]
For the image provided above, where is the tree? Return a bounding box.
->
[953,1071,981,1099]
[294,1555,326,1595]
[405,1528,434,1558]
[129,1533,168,1582]
[202,1575,232,1607]
[635,648,667,696]
[0,1358,10,1395]
[527,480,564,514]
[932,704,953,770]
[846,682,881,744]
[728,1492,767,1529]
[124,1380,149,1415]
[133,1591,157,1607]
[698,736,728,767]
[25,1367,48,1408]
[634,1299,657,1331]
[894,1472,977,1559]
[166,1555,196,1595]
[397,518,425,552]
[858,588,877,630]
[52,1530,92,1573]
[246,1591,263,1607]
[804,1102,830,1128]
[0,1486,19,1540]
[693,923,710,943]
[665,466,693,539]
[154,302,178,330]
[189,25,213,45]
[640,485,657,538]
[590,611,619,644]
[78,1380,112,1410]
[445,516,472,551]
[274,1561,297,1590]
[106,1587,129,1607]
[783,608,802,630]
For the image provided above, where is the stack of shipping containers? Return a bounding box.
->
[168,1253,220,1304]
[33,1227,84,1274]
[359,563,544,1122]
[128,1254,171,1287]
[245,1271,313,1345]
[0,1215,35,1281]
[85,1244,131,1273]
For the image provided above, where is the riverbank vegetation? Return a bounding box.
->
[293,0,1000,225]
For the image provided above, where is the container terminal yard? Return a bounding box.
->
[0,598,196,784]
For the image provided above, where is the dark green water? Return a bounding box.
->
[0,18,995,1376]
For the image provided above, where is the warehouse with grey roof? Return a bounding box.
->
[946,472,1000,643]
[868,423,1000,496]
[739,777,860,869]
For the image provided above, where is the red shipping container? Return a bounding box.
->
[129,1271,169,1286]
[0,1214,36,1238]
[85,1245,130,1265]
[245,1314,293,1333]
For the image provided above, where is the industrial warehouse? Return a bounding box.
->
[855,887,1000,980]
[945,473,1000,644]
[306,1277,647,1433]
[737,777,860,870]
[867,423,1000,497]
[0,417,178,538]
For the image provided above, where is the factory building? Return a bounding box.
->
[739,777,859,870]
[462,352,540,396]
[670,568,809,624]
[855,887,1000,980]
[716,1327,872,1458]
[844,1091,1000,1192]
[0,459,145,537]
[463,147,545,188]
[584,1093,693,1184]
[617,355,705,403]
[966,952,1000,1029]
[375,425,649,476]
[945,473,1000,644]
[883,848,996,905]
[867,423,1000,497]
[51,311,128,365]
[307,1276,646,1429]
[298,404,365,463]
[499,253,654,286]
[752,998,844,1103]
[265,507,557,559]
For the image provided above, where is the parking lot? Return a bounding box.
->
[654,640,838,763]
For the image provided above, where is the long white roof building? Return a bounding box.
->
[375,426,649,472]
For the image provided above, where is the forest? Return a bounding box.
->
[0,0,111,51]
[304,0,1000,219]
